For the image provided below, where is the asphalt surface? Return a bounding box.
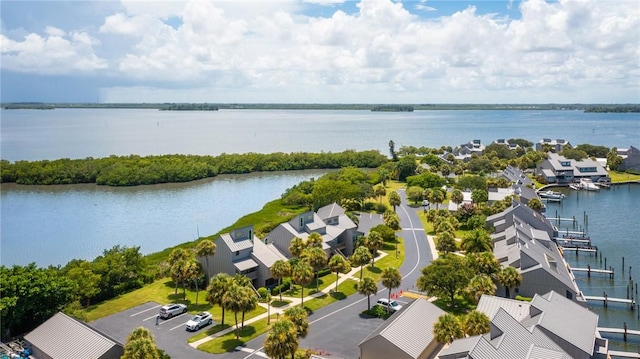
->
[92,190,434,359]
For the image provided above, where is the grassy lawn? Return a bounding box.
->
[83,278,265,323]
[197,315,277,354]
[609,170,640,182]
[432,294,477,316]
[303,279,359,312]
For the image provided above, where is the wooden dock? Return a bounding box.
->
[555,237,591,244]
[609,350,640,358]
[599,327,640,337]
[572,265,613,278]
[559,245,597,254]
[585,294,635,308]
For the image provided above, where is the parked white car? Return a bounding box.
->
[376,298,402,312]
[159,303,187,319]
[185,312,213,331]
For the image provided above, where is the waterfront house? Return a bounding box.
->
[536,138,572,152]
[201,203,359,288]
[437,291,608,359]
[487,202,586,306]
[452,140,484,162]
[360,299,445,359]
[536,153,609,185]
[501,165,533,187]
[24,312,124,359]
[618,145,640,172]
[266,202,359,257]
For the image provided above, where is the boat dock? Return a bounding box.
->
[609,350,640,358]
[585,293,636,309]
[560,245,598,254]
[599,323,640,344]
[572,265,613,278]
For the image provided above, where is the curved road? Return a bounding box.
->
[222,189,435,359]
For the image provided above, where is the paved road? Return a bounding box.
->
[221,189,435,359]
[93,190,435,359]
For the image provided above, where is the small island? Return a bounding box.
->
[371,105,414,112]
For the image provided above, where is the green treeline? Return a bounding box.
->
[0,150,388,186]
[371,105,414,112]
[159,103,218,111]
[584,105,640,113]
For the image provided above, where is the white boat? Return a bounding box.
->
[578,178,600,191]
[539,190,565,200]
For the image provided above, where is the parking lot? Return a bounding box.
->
[90,302,216,359]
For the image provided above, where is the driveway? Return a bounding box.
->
[91,302,216,359]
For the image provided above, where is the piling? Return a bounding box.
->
[588,264,591,278]
[623,322,627,341]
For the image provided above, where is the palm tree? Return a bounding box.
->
[466,252,501,278]
[168,248,191,294]
[305,232,323,248]
[358,277,378,310]
[170,259,191,299]
[381,267,401,310]
[222,283,245,339]
[284,306,309,338]
[435,230,457,254]
[257,287,273,324]
[451,189,464,206]
[195,239,216,280]
[388,191,401,212]
[264,319,298,359]
[301,247,327,292]
[185,259,203,304]
[463,310,490,336]
[433,313,464,344]
[122,327,161,359]
[374,185,386,203]
[328,255,351,292]
[528,197,543,211]
[461,229,493,253]
[350,246,372,281]
[431,188,445,210]
[270,259,291,301]
[238,285,257,329]
[291,261,314,306]
[206,273,232,326]
[496,266,522,298]
[289,236,305,257]
[466,274,496,303]
[365,231,384,267]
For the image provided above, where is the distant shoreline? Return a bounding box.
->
[2,103,639,112]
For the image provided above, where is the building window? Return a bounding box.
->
[566,290,573,300]
[299,217,304,228]
[235,251,239,256]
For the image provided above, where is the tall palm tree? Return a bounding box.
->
[301,247,327,292]
[284,306,309,338]
[366,231,384,267]
[168,248,191,294]
[466,274,496,303]
[496,266,522,298]
[463,310,490,336]
[185,259,203,304]
[305,232,323,248]
[381,267,401,310]
[270,259,291,301]
[222,284,245,339]
[451,189,464,206]
[433,313,464,344]
[431,188,445,210]
[291,261,314,306]
[328,255,351,292]
[461,229,493,253]
[264,319,298,359]
[466,252,501,278]
[195,239,216,280]
[350,246,372,281]
[238,285,257,329]
[374,185,386,203]
[358,277,378,310]
[388,191,401,212]
[289,236,305,257]
[206,273,232,326]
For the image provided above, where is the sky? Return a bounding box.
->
[1,0,639,104]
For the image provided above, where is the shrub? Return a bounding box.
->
[271,278,292,295]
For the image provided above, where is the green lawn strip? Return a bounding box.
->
[609,171,640,182]
[432,295,476,316]
[197,315,277,353]
[271,300,291,307]
[84,278,266,323]
[359,236,405,283]
[303,279,359,312]
[187,323,231,343]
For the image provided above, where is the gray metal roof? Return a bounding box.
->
[25,312,121,359]
[477,295,531,323]
[251,239,287,268]
[529,291,598,356]
[317,202,345,219]
[233,258,259,271]
[220,232,253,252]
[360,299,445,358]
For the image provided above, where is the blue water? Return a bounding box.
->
[546,184,640,350]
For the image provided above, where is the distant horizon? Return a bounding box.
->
[3,102,639,106]
[2,0,638,104]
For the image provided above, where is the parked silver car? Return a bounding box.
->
[185,312,213,331]
[159,303,187,319]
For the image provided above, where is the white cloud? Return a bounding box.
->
[2,0,639,102]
